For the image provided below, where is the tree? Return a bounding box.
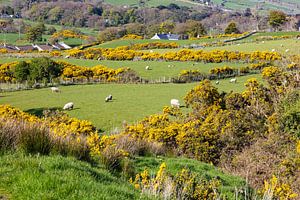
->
[159,21,175,33]
[14,61,30,82]
[25,23,45,43]
[28,57,62,82]
[268,10,287,31]
[224,22,240,34]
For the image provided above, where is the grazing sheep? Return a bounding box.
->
[150,50,153,53]
[63,102,74,110]
[215,81,220,85]
[170,99,180,108]
[145,66,150,70]
[64,55,70,59]
[237,43,240,46]
[262,41,265,44]
[280,44,283,47]
[50,87,60,93]
[271,49,276,52]
[285,49,290,53]
[229,78,237,83]
[105,95,113,102]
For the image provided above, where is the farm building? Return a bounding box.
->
[151,33,180,40]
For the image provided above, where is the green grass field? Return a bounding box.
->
[211,0,300,14]
[0,33,85,46]
[0,153,246,200]
[0,57,249,80]
[143,38,300,55]
[0,153,149,200]
[0,74,262,132]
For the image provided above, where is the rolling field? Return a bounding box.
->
[0,74,262,132]
[211,0,300,14]
[144,38,300,55]
[0,57,249,80]
[0,33,85,46]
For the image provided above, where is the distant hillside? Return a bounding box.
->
[210,0,300,15]
[103,0,300,14]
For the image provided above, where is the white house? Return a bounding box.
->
[151,33,180,40]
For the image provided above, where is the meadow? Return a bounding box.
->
[0,74,262,132]
[0,57,249,80]
[0,33,85,46]
[0,153,246,200]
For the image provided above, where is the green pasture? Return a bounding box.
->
[211,0,300,14]
[204,38,300,55]
[146,38,300,55]
[0,57,249,80]
[22,19,99,37]
[0,153,246,200]
[0,74,262,132]
[0,33,85,46]
[0,153,149,200]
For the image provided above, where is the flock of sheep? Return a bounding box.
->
[54,77,236,111]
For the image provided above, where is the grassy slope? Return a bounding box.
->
[0,74,262,132]
[0,154,149,200]
[0,33,85,46]
[0,57,249,80]
[0,154,246,199]
[211,0,300,14]
[135,156,247,199]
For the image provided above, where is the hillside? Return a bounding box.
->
[0,154,246,199]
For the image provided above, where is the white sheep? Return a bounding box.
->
[50,87,60,93]
[262,41,265,44]
[63,102,74,110]
[285,49,290,53]
[145,66,150,70]
[170,99,180,108]
[280,44,283,47]
[271,49,276,52]
[105,94,113,102]
[215,81,220,85]
[229,78,237,83]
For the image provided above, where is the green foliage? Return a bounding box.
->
[14,61,30,82]
[278,91,300,137]
[224,22,240,34]
[28,57,62,82]
[268,10,287,29]
[25,23,46,43]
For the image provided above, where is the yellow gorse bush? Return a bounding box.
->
[0,62,18,82]
[261,175,298,199]
[67,48,282,63]
[131,162,220,199]
[121,34,143,39]
[51,29,88,40]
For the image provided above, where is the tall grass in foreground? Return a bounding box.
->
[0,118,91,161]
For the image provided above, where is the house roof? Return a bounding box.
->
[152,33,180,40]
